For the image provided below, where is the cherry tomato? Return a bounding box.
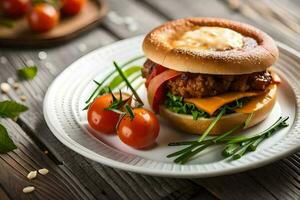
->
[117,108,160,149]
[1,0,30,18]
[27,3,59,32]
[88,93,130,134]
[61,0,86,15]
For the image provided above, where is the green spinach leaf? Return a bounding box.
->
[165,93,249,119]
[165,93,209,119]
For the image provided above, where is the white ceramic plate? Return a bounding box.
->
[44,35,300,178]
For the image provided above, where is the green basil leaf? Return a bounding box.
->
[0,101,28,119]
[17,66,38,80]
[0,124,17,153]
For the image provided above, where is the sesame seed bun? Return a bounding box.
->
[143,18,278,75]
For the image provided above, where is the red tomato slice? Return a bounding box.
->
[152,85,166,113]
[148,70,182,112]
[145,65,167,88]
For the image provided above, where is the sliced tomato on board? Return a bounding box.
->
[147,70,182,112]
[145,65,167,88]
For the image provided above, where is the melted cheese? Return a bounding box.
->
[235,84,277,113]
[184,91,264,116]
[172,26,244,50]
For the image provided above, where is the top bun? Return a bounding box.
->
[143,18,278,75]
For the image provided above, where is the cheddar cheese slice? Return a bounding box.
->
[184,91,264,116]
[235,84,277,113]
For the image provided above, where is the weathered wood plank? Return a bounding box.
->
[228,0,300,51]
[196,173,277,200]
[102,0,165,38]
[0,185,11,200]
[0,118,95,200]
[0,29,125,200]
[249,161,300,200]
[1,0,298,200]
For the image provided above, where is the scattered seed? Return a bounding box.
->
[127,23,138,32]
[44,62,57,74]
[23,186,35,193]
[44,62,53,68]
[20,95,27,101]
[1,82,11,93]
[78,43,87,52]
[27,171,37,180]
[0,56,8,64]
[228,0,240,10]
[38,51,47,60]
[13,82,20,90]
[124,16,134,25]
[123,16,138,32]
[26,59,35,66]
[107,11,124,25]
[7,77,14,85]
[35,94,43,102]
[38,168,49,175]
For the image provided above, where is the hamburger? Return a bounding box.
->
[142,18,280,135]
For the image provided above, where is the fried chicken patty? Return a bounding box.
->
[142,59,272,98]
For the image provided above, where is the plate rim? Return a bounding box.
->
[43,35,300,178]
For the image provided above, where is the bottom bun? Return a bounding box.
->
[159,89,276,135]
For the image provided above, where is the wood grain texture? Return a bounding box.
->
[0,7,216,198]
[0,0,299,199]
[1,29,127,200]
[101,0,165,38]
[0,118,95,200]
[224,0,300,51]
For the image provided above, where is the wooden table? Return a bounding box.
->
[0,0,299,199]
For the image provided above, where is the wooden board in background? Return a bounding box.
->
[0,0,107,47]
